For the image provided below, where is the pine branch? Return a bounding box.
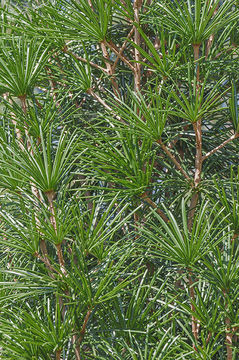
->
[157,139,191,182]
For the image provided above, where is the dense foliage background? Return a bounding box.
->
[0,0,239,359]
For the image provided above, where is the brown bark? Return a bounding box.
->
[56,349,61,360]
[225,316,233,360]
[232,232,239,243]
[18,97,53,270]
[133,211,140,240]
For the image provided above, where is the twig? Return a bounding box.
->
[105,40,135,71]
[157,139,191,182]
[112,27,135,72]
[64,48,107,73]
[79,309,92,344]
[140,192,169,223]
[87,88,113,112]
[202,133,239,161]
[205,4,218,59]
[34,251,57,277]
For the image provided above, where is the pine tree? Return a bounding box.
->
[0,0,239,359]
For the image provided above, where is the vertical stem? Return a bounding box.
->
[133,0,142,92]
[224,232,239,359]
[46,190,67,276]
[187,44,202,349]
[225,316,233,360]
[56,243,67,276]
[78,309,92,344]
[133,211,140,240]
[39,239,54,277]
[205,2,218,59]
[56,349,61,360]
[19,96,51,268]
[72,334,81,360]
[188,44,202,231]
[3,93,24,149]
[47,190,57,233]
[19,95,34,154]
[223,288,234,360]
[188,273,199,349]
[100,41,120,97]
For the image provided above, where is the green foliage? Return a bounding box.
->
[0,1,239,359]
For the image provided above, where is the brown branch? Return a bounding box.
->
[205,4,218,59]
[140,192,169,223]
[56,243,67,276]
[87,88,113,112]
[168,124,190,150]
[64,47,107,73]
[206,331,212,345]
[105,40,135,71]
[46,190,57,233]
[72,334,81,360]
[202,133,239,161]
[112,27,135,72]
[232,232,239,243]
[215,45,237,59]
[87,0,94,10]
[225,317,233,360]
[224,289,234,360]
[78,309,92,344]
[157,139,191,182]
[87,88,126,125]
[133,0,142,92]
[34,251,57,277]
[193,120,202,189]
[100,41,120,97]
[13,95,58,284]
